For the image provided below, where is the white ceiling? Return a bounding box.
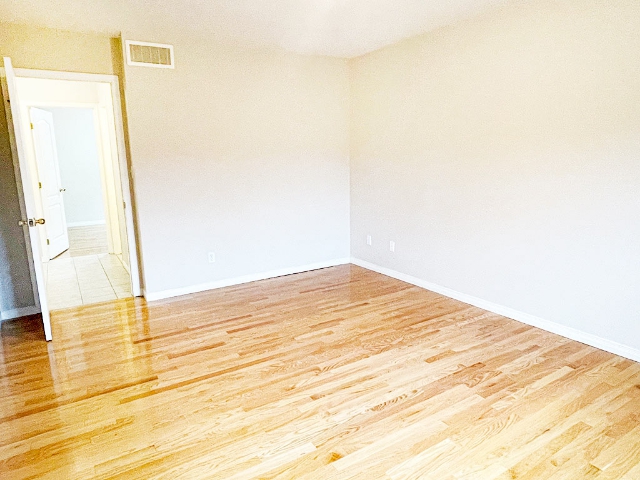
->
[0,0,509,58]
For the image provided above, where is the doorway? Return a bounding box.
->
[1,59,141,340]
[31,105,132,309]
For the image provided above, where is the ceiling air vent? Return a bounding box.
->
[125,40,174,69]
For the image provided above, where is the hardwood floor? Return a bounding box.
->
[1,265,639,479]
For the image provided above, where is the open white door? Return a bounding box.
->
[30,107,70,259]
[2,57,52,341]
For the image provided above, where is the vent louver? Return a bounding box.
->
[125,40,174,69]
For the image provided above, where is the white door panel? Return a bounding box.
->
[30,107,69,259]
[1,57,52,341]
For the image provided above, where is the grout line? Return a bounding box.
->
[72,255,87,305]
[101,254,133,299]
[47,255,83,310]
[99,255,118,296]
[48,250,132,307]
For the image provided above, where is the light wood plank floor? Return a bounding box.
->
[1,265,639,479]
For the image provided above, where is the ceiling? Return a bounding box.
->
[0,0,509,58]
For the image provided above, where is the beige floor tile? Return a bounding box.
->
[82,292,117,304]
[48,269,78,278]
[67,225,108,257]
[49,298,83,310]
[74,266,105,275]
[98,255,122,266]
[47,287,82,309]
[113,285,132,298]
[81,285,116,295]
[79,283,112,293]
[48,278,80,286]
[48,289,82,299]
[104,273,128,283]
[76,270,109,280]
[77,273,110,282]
[49,257,75,267]
[48,274,78,283]
[108,275,131,286]
[75,275,107,284]
[74,261,101,269]
[46,251,132,308]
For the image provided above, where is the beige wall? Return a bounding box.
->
[0,23,115,314]
[350,0,640,348]
[0,23,115,74]
[122,34,351,295]
[2,23,351,305]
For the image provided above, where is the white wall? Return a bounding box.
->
[45,107,105,226]
[350,0,640,350]
[123,36,351,296]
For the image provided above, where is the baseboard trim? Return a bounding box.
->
[1,305,40,321]
[351,258,640,363]
[67,220,106,227]
[144,258,352,302]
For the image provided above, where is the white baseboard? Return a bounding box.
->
[351,258,640,363]
[144,258,351,302]
[1,305,40,321]
[67,220,106,227]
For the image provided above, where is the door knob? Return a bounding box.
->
[18,218,45,227]
[60,188,66,192]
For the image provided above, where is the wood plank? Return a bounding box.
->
[0,265,638,479]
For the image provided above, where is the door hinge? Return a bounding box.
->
[30,122,34,130]
[46,239,50,245]
[39,182,42,189]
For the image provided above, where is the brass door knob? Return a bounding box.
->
[18,218,45,227]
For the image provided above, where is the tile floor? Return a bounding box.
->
[44,254,132,310]
[55,224,109,259]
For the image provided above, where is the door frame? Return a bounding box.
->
[2,67,142,298]
[24,103,119,262]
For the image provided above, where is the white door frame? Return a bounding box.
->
[4,67,142,298]
[18,101,120,261]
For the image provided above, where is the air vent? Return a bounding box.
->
[125,40,174,69]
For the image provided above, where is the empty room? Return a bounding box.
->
[0,0,638,478]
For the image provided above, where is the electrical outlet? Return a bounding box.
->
[389,241,395,253]
[208,252,216,263]
[366,235,372,246]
